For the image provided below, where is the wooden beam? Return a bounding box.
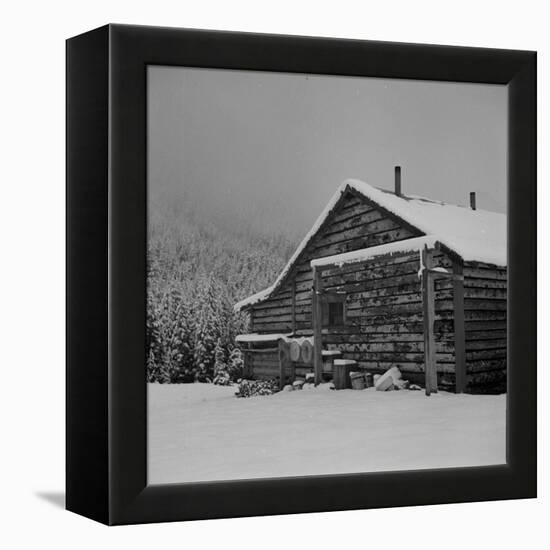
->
[421,246,438,395]
[291,277,296,335]
[312,266,324,386]
[453,260,466,393]
[278,339,287,390]
[243,343,252,378]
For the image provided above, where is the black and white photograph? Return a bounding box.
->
[146,66,508,484]
[2,0,544,544]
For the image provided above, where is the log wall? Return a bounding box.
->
[323,250,456,384]
[462,262,507,392]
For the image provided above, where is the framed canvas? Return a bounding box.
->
[66,24,536,525]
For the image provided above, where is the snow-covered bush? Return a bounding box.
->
[235,379,279,398]
[228,347,244,380]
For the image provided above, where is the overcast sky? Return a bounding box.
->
[148,66,507,240]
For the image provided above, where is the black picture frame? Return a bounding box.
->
[66,24,537,526]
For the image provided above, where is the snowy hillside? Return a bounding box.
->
[146,203,296,383]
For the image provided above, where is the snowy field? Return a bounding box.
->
[147,382,506,484]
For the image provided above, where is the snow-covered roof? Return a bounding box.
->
[310,235,439,269]
[344,180,506,267]
[235,179,506,311]
[235,333,291,343]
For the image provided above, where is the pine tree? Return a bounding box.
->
[228,347,244,381]
[213,338,231,385]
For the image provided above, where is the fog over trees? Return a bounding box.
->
[146,199,296,383]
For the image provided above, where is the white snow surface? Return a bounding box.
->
[234,179,506,311]
[147,382,506,484]
[310,235,438,268]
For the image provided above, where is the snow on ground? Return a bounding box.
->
[147,382,506,485]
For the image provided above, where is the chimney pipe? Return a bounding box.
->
[394,166,402,197]
[470,192,477,210]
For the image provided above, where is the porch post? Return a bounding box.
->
[452,260,466,393]
[312,266,324,386]
[291,276,296,335]
[421,246,437,395]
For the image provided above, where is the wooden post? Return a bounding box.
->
[312,266,324,386]
[453,261,466,393]
[278,339,287,390]
[291,277,296,335]
[421,246,437,395]
[243,343,251,378]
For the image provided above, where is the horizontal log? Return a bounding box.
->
[252,311,311,323]
[293,330,315,337]
[433,287,507,301]
[355,361,456,374]
[348,292,422,309]
[467,370,506,386]
[434,299,507,312]
[321,253,418,279]
[323,258,420,285]
[324,333,424,344]
[252,306,293,318]
[348,302,423,318]
[338,350,455,363]
[357,312,426,325]
[465,339,507,351]
[360,322,427,334]
[250,363,279,373]
[463,329,507,341]
[250,321,294,332]
[344,273,422,294]
[465,310,506,321]
[464,278,507,289]
[465,321,507,332]
[466,349,506,360]
[308,230,416,259]
[249,352,279,360]
[243,347,280,354]
[250,297,293,311]
[463,288,507,300]
[463,267,507,281]
[330,201,375,224]
[422,276,508,292]
[467,359,506,373]
[326,256,420,282]
[321,341,453,354]
[314,218,402,249]
[321,208,386,238]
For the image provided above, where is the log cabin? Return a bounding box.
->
[234,170,507,393]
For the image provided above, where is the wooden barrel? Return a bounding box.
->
[333,359,356,390]
[278,340,291,362]
[350,371,366,390]
[289,339,302,362]
[300,338,314,365]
